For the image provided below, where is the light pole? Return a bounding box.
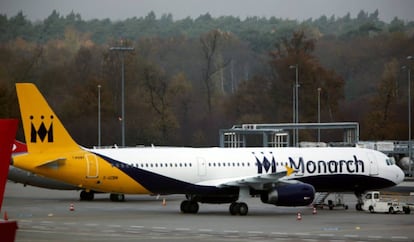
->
[407,55,413,176]
[290,64,299,146]
[110,43,134,147]
[317,87,321,143]
[292,84,295,146]
[97,84,101,147]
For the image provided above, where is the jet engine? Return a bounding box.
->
[260,183,315,206]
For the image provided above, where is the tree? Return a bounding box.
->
[269,30,344,126]
[141,63,178,145]
[364,59,400,139]
[199,29,230,114]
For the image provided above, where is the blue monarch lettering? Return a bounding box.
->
[289,155,365,174]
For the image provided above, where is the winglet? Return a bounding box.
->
[285,165,295,176]
[0,119,18,212]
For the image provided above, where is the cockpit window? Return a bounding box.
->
[385,157,395,166]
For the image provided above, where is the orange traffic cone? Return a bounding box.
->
[4,211,8,221]
[312,207,317,215]
[162,198,166,206]
[69,203,75,211]
[297,212,302,220]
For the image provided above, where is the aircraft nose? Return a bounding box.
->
[395,166,405,185]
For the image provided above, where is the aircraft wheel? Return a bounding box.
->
[229,202,239,215]
[80,191,94,201]
[180,200,199,214]
[110,193,125,202]
[229,202,248,216]
[180,200,190,213]
[238,202,248,216]
[188,201,199,213]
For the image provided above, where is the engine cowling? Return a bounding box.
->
[260,183,315,206]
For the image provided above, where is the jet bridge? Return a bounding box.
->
[219,122,359,148]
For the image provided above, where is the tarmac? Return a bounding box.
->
[2,181,414,242]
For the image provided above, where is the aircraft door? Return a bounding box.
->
[367,152,379,176]
[85,154,99,178]
[197,157,206,176]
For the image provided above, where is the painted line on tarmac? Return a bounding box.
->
[271,232,288,236]
[391,236,409,240]
[130,225,144,229]
[175,227,190,231]
[343,234,359,238]
[152,226,167,230]
[368,235,383,239]
[107,224,121,228]
[318,233,334,237]
[198,228,212,232]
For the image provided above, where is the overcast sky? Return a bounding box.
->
[1,0,413,23]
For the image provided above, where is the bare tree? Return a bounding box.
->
[200,29,230,114]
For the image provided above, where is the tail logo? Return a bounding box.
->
[30,115,54,143]
[252,152,276,174]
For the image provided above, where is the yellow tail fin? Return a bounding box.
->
[16,83,80,153]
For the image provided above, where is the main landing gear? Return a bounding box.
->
[79,191,125,202]
[180,200,249,216]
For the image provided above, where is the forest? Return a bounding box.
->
[0,10,414,147]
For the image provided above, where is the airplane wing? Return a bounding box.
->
[196,166,297,188]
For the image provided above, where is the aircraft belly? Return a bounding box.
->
[293,174,396,192]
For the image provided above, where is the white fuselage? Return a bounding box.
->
[88,146,404,193]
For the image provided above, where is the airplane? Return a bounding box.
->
[10,83,405,215]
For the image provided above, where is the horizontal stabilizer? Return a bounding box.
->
[35,157,66,168]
